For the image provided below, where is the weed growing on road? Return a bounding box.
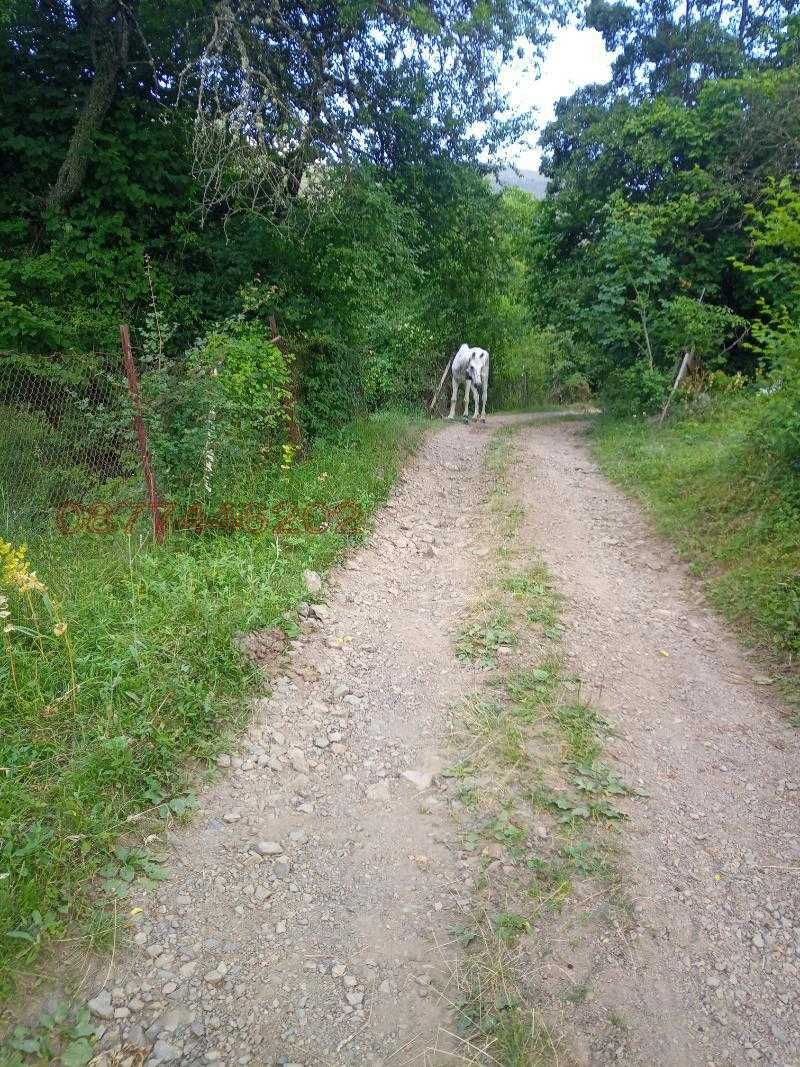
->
[1,1003,97,1067]
[456,609,517,666]
[447,427,635,1064]
[448,910,557,1066]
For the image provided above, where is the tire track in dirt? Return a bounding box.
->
[515,418,800,1067]
[71,419,516,1067]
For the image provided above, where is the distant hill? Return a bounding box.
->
[493,167,548,199]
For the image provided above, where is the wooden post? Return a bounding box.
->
[428,354,454,415]
[659,290,707,425]
[120,325,165,544]
[659,350,694,425]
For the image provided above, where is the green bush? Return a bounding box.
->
[143,323,290,495]
[296,335,364,437]
[601,361,670,416]
[543,330,593,404]
[750,318,800,466]
[737,179,800,468]
[656,297,746,368]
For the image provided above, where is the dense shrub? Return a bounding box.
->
[736,180,800,468]
[143,323,291,495]
[601,361,670,417]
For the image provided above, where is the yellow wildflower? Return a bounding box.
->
[53,622,67,637]
[0,540,47,595]
[281,442,297,471]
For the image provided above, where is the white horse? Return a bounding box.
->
[447,343,489,422]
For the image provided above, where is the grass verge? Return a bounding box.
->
[0,411,423,1000]
[447,427,634,1064]
[593,397,800,679]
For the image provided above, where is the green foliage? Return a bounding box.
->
[658,297,746,367]
[739,179,800,314]
[2,1003,97,1066]
[595,397,800,660]
[531,55,800,409]
[750,316,800,466]
[602,361,670,417]
[213,332,289,434]
[264,168,431,431]
[736,179,800,467]
[144,321,291,494]
[541,329,593,405]
[586,0,793,97]
[593,202,671,370]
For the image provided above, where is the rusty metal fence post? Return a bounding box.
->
[269,315,303,449]
[120,324,165,544]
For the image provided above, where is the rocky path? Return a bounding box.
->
[62,416,799,1067]
[516,421,800,1067]
[84,420,501,1067]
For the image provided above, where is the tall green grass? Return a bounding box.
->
[0,412,423,996]
[593,396,800,666]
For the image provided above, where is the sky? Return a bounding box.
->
[500,23,614,169]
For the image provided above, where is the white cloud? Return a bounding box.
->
[499,24,613,169]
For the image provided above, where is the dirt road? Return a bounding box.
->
[74,416,798,1066]
[516,421,800,1067]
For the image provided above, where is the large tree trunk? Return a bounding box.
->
[46,2,130,213]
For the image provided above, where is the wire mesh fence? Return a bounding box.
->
[0,347,143,537]
[0,323,293,544]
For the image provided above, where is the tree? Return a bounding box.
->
[585,0,797,100]
[525,9,799,410]
[3,0,567,219]
[44,1,131,213]
[181,0,563,217]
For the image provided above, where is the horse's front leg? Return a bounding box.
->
[472,383,481,420]
[447,376,458,419]
[463,382,472,418]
